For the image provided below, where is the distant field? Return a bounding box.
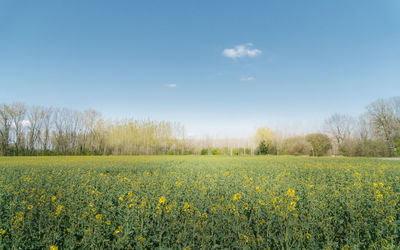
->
[0,156,399,249]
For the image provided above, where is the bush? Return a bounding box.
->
[200,149,208,155]
[305,133,332,156]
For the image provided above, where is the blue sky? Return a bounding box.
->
[1,1,400,137]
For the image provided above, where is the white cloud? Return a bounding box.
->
[166,83,177,88]
[21,120,31,127]
[240,76,256,81]
[222,43,262,59]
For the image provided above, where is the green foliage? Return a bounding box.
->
[305,133,332,156]
[256,140,269,155]
[394,139,400,157]
[211,149,222,155]
[200,149,208,155]
[256,140,277,155]
[0,156,400,249]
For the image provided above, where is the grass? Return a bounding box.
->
[0,156,399,249]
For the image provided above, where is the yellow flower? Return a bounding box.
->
[95,214,102,221]
[183,202,190,212]
[255,186,261,192]
[232,193,242,202]
[55,205,64,216]
[51,196,57,201]
[166,205,172,213]
[243,234,249,243]
[0,229,6,236]
[119,196,124,201]
[306,233,311,239]
[13,212,24,225]
[114,225,123,234]
[50,246,58,250]
[376,190,383,199]
[202,213,208,219]
[139,200,147,208]
[27,205,33,210]
[129,203,134,208]
[286,188,295,198]
[288,201,296,211]
[159,196,166,205]
[105,220,111,225]
[137,236,146,243]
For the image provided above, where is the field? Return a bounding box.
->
[0,156,399,249]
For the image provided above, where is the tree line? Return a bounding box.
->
[254,97,400,157]
[0,96,399,157]
[0,103,186,156]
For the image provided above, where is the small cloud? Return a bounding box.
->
[222,43,262,59]
[166,83,177,88]
[240,76,256,81]
[19,120,31,127]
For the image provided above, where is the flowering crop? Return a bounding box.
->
[0,156,399,249]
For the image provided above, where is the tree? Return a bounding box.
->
[367,98,399,156]
[323,113,354,155]
[26,106,46,155]
[41,107,53,154]
[0,104,12,155]
[281,136,312,155]
[256,140,269,155]
[254,126,275,155]
[8,103,27,155]
[305,133,332,156]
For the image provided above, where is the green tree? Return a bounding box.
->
[305,133,332,156]
[256,140,269,155]
[254,126,275,155]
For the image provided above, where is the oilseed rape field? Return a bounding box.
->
[0,156,399,249]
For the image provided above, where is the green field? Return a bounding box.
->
[0,156,399,249]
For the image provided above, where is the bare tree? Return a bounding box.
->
[41,107,53,153]
[8,103,27,155]
[26,106,46,154]
[323,113,354,155]
[367,98,398,156]
[0,104,12,155]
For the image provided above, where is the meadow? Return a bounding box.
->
[0,156,399,249]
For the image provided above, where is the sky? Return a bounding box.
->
[1,1,400,138]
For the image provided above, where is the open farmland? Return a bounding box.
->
[0,156,400,249]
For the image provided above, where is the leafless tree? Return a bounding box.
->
[26,106,46,154]
[0,104,12,155]
[8,103,27,155]
[323,113,354,155]
[367,98,398,155]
